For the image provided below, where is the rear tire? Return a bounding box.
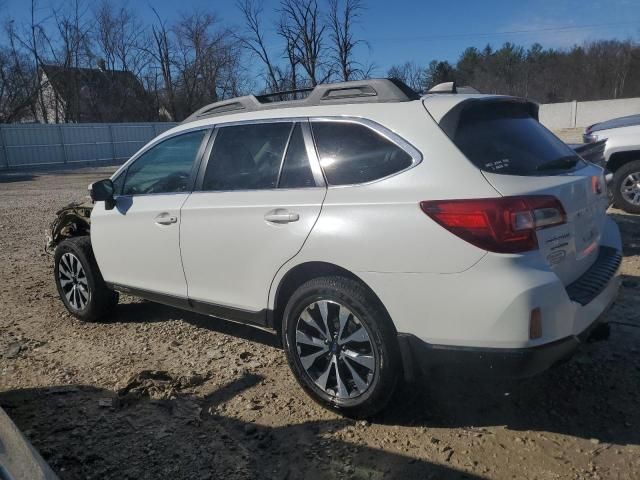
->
[281,276,400,418]
[54,236,118,322]
[612,160,640,214]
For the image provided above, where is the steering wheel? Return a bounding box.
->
[147,172,189,194]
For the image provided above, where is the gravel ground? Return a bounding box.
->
[0,167,639,480]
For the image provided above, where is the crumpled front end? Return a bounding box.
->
[45,202,93,254]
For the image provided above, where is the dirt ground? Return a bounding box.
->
[0,167,639,480]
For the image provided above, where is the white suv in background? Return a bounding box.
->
[583,114,640,214]
[49,79,622,417]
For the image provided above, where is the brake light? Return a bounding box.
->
[420,196,566,253]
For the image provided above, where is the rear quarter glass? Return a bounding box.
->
[311,121,413,185]
[447,101,585,176]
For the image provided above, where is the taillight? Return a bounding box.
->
[419,196,566,253]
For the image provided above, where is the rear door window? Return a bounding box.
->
[446,102,584,176]
[203,122,292,191]
[311,121,414,185]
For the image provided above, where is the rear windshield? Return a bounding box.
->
[447,101,584,176]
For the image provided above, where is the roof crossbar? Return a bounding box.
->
[182,78,420,123]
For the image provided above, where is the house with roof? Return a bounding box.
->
[37,63,154,123]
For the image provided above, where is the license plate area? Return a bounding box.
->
[574,205,600,259]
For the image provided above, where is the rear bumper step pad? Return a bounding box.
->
[565,246,622,306]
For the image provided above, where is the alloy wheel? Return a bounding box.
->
[58,252,90,310]
[294,300,376,399]
[621,171,640,206]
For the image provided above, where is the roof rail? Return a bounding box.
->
[182,78,420,123]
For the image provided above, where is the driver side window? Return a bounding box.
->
[122,130,207,196]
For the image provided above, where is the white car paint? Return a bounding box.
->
[91,193,189,296]
[593,125,640,163]
[91,92,622,355]
[180,187,326,312]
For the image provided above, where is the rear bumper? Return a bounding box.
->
[360,216,622,351]
[396,247,621,380]
[398,311,612,380]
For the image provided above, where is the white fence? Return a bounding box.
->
[539,97,640,130]
[0,122,177,170]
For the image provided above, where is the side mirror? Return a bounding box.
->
[89,179,115,210]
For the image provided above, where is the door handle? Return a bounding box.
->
[155,213,178,225]
[264,209,300,224]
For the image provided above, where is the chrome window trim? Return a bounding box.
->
[309,116,423,188]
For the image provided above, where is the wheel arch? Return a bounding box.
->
[608,150,640,172]
[269,261,397,337]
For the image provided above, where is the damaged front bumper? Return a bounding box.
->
[45,202,93,254]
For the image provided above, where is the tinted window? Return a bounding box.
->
[449,102,584,176]
[122,130,206,195]
[203,123,292,191]
[312,122,413,185]
[278,124,316,188]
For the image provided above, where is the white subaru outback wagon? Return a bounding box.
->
[49,79,622,417]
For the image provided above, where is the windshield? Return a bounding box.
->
[448,101,584,176]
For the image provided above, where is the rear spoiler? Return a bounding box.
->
[569,139,607,168]
[438,97,540,139]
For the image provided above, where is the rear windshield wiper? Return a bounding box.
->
[536,155,580,172]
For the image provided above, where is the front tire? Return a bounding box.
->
[281,276,400,418]
[612,160,640,214]
[54,236,118,322]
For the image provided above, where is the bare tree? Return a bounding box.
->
[278,0,328,86]
[327,0,365,81]
[236,0,280,91]
[0,41,35,122]
[94,0,147,75]
[172,10,241,117]
[274,14,301,93]
[387,61,425,92]
[149,7,177,120]
[5,0,58,122]
[52,0,93,121]
[54,0,92,68]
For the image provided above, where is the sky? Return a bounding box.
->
[4,0,640,76]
